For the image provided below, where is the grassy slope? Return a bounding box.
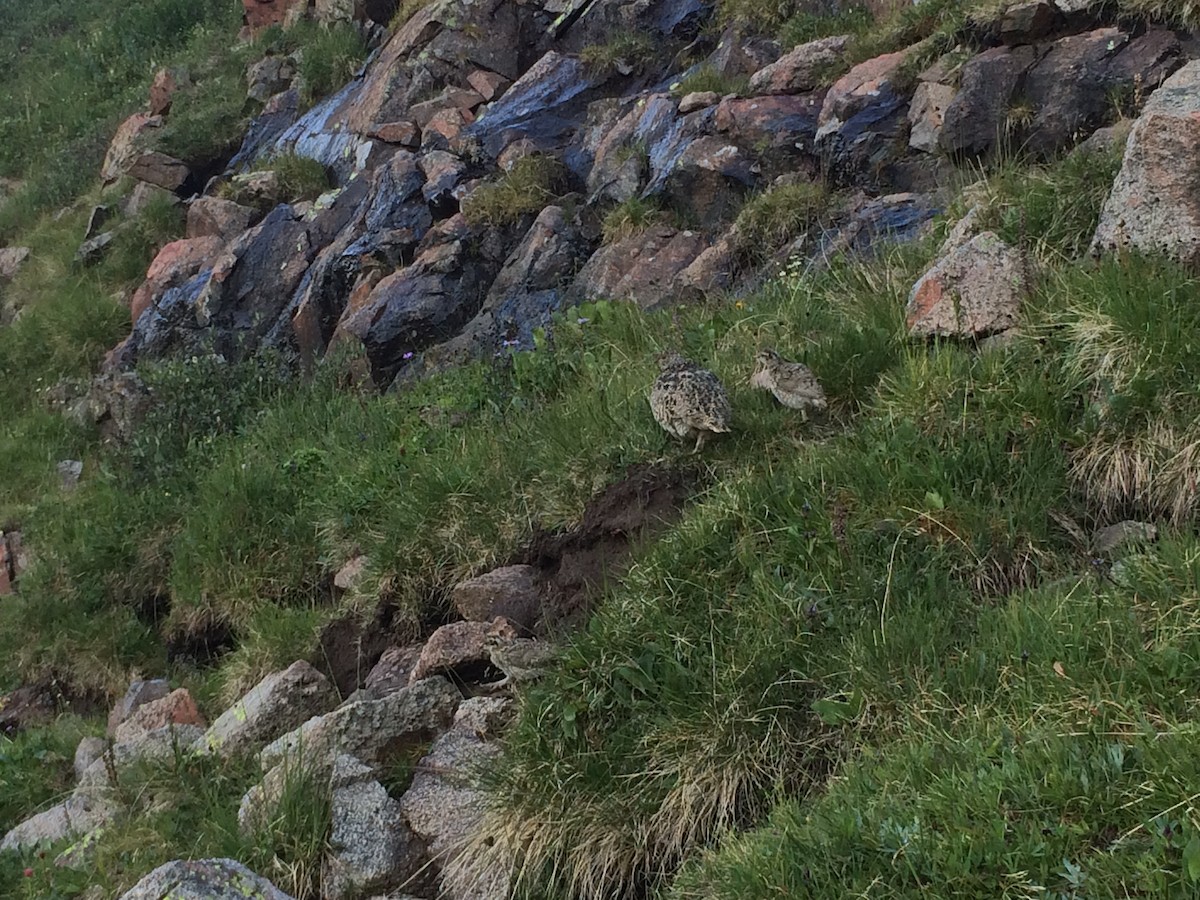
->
[3,0,1200,898]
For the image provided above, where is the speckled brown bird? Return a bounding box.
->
[750,348,827,420]
[649,352,733,454]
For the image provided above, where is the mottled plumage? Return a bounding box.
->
[483,632,557,691]
[751,348,827,419]
[649,352,733,454]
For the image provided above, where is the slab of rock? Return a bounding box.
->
[0,792,117,853]
[1091,60,1200,266]
[467,69,510,102]
[817,49,908,140]
[129,236,225,325]
[75,232,114,267]
[451,565,541,630]
[678,91,719,114]
[749,34,849,95]
[569,226,709,309]
[101,113,163,184]
[940,45,1038,157]
[196,660,338,758]
[908,81,956,154]
[400,729,509,899]
[0,245,29,280]
[108,678,171,737]
[366,645,424,698]
[410,620,517,685]
[367,120,420,146]
[186,197,256,241]
[999,1,1063,45]
[118,858,295,900]
[258,675,461,773]
[113,688,205,744]
[74,736,107,782]
[323,754,432,900]
[127,152,190,192]
[906,232,1025,339]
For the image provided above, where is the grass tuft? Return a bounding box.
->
[461,155,568,227]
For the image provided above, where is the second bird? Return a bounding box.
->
[751,348,827,420]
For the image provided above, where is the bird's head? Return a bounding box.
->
[656,351,694,372]
[754,348,781,369]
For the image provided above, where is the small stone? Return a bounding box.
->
[749,34,850,96]
[74,736,107,782]
[0,246,30,280]
[366,121,420,146]
[1093,521,1157,555]
[467,69,511,102]
[333,555,370,592]
[116,858,295,900]
[74,233,114,267]
[678,91,720,114]
[108,678,171,737]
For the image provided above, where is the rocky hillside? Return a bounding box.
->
[4,0,1200,897]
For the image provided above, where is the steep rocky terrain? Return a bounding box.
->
[4,0,1200,897]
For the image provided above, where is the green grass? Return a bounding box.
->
[671,65,750,99]
[5,1,1200,897]
[601,196,665,243]
[580,33,656,75]
[461,155,569,227]
[731,181,829,266]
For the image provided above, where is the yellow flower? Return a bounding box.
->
[734,300,745,310]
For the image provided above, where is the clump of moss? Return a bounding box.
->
[732,181,829,264]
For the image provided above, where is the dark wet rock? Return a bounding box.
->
[228,90,303,174]
[130,237,226,325]
[660,136,756,223]
[587,94,679,204]
[816,192,940,261]
[330,215,506,386]
[999,1,1063,45]
[940,45,1039,158]
[467,51,603,160]
[75,232,115,267]
[815,51,910,189]
[85,205,113,240]
[1022,27,1182,156]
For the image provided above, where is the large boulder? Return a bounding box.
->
[409,620,517,684]
[323,754,433,900]
[107,678,171,737]
[399,727,510,899]
[113,688,205,744]
[939,45,1039,157]
[451,565,542,631]
[119,858,294,899]
[905,232,1025,339]
[196,660,338,758]
[749,35,850,95]
[129,236,225,325]
[1091,60,1200,266]
[258,675,461,774]
[0,792,116,853]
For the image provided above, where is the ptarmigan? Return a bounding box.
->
[750,348,827,420]
[649,352,733,454]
